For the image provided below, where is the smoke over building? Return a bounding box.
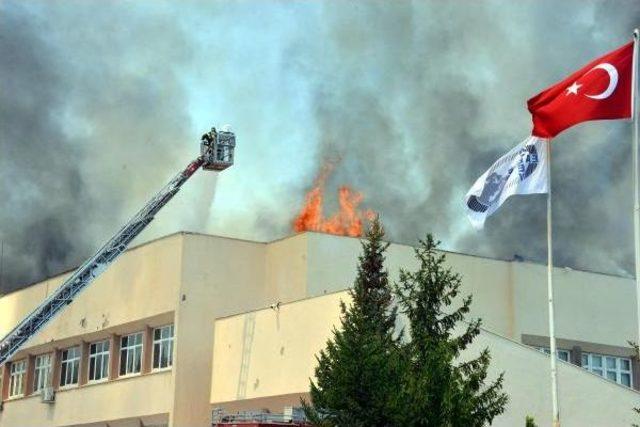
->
[1,1,640,293]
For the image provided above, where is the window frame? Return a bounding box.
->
[536,347,571,362]
[119,332,144,377]
[33,353,53,394]
[59,346,81,389]
[9,359,27,398]
[581,352,633,387]
[88,340,110,383]
[152,324,174,371]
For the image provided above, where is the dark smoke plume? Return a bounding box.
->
[299,1,640,277]
[0,2,203,293]
[2,1,640,295]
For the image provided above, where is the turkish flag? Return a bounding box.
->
[527,41,634,138]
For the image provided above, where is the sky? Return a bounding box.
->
[1,0,640,293]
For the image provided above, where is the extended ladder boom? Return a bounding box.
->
[0,157,204,366]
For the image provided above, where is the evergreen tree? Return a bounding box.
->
[304,217,400,426]
[525,415,538,427]
[393,235,508,426]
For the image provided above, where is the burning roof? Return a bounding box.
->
[293,161,375,237]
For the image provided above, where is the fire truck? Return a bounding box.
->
[212,407,308,427]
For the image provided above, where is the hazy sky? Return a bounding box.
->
[1,0,640,292]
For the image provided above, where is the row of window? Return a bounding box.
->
[7,325,174,398]
[537,347,633,388]
[581,352,632,387]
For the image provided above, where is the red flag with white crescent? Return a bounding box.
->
[527,41,633,138]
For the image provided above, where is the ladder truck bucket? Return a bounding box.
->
[201,126,236,171]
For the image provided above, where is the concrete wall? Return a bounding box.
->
[211,292,345,403]
[0,368,172,426]
[264,233,309,303]
[0,234,184,354]
[304,233,516,337]
[172,234,269,427]
[303,232,637,347]
[0,275,67,341]
[0,234,184,427]
[0,232,276,427]
[307,233,516,337]
[472,329,639,426]
[1,231,638,427]
[512,262,637,347]
[210,291,640,426]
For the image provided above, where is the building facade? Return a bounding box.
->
[0,231,639,426]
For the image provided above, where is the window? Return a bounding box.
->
[60,346,81,387]
[153,324,174,370]
[33,353,52,393]
[9,360,27,397]
[536,347,571,362]
[582,352,633,387]
[88,340,110,382]
[120,332,143,376]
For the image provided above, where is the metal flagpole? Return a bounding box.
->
[546,139,560,427]
[631,29,640,358]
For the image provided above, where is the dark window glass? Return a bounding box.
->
[60,347,80,387]
[153,345,159,368]
[119,332,143,376]
[119,349,126,375]
[152,325,174,369]
[60,363,67,386]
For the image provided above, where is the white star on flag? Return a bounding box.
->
[565,81,581,95]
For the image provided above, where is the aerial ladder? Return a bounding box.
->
[0,126,236,366]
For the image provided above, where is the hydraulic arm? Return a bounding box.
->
[0,127,235,366]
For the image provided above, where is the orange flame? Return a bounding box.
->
[293,163,375,237]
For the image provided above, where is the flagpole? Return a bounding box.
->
[631,29,640,355]
[546,139,560,427]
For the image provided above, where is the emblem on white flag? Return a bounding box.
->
[465,136,549,228]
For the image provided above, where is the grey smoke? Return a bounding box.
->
[1,1,639,294]
[302,1,640,277]
[0,1,205,292]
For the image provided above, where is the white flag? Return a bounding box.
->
[465,136,549,229]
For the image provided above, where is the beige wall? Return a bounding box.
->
[1,231,638,427]
[0,232,277,427]
[307,233,516,337]
[211,291,640,426]
[0,370,172,427]
[305,233,516,336]
[0,275,66,340]
[0,234,184,355]
[264,234,308,303]
[438,251,515,336]
[211,292,345,403]
[0,234,185,427]
[302,232,636,347]
[171,233,269,427]
[471,329,640,426]
[512,262,637,347]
